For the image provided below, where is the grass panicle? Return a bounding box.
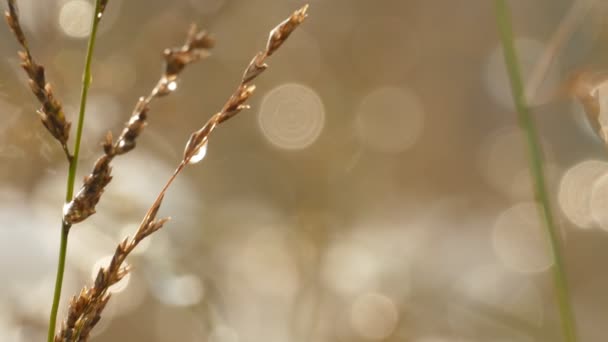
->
[55,5,308,341]
[5,0,112,340]
[63,27,214,225]
[4,0,71,160]
[494,1,578,341]
[184,4,309,162]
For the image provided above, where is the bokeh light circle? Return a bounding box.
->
[322,239,382,296]
[492,202,553,273]
[590,172,608,231]
[151,274,205,307]
[258,83,325,150]
[558,159,608,229]
[355,87,424,153]
[350,292,399,340]
[228,228,300,298]
[478,127,555,200]
[58,0,94,38]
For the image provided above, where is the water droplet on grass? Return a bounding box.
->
[167,81,178,92]
[188,140,208,165]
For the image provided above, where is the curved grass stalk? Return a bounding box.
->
[494,1,578,341]
[47,1,105,341]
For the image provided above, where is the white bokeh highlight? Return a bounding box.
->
[558,159,608,229]
[590,172,608,231]
[58,0,93,38]
[151,274,205,307]
[258,83,325,150]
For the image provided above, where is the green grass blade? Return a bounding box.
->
[494,1,578,341]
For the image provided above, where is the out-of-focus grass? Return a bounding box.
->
[494,0,578,341]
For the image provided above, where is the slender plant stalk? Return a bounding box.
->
[494,1,577,341]
[48,222,69,342]
[47,1,104,341]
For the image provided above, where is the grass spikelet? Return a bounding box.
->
[56,5,308,340]
[4,0,71,159]
[185,4,308,162]
[62,28,214,225]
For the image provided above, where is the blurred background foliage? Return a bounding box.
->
[1,0,608,341]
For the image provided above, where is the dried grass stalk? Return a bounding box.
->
[55,5,308,341]
[184,4,309,163]
[4,0,71,159]
[63,28,214,225]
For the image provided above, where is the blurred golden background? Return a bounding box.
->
[1,0,608,341]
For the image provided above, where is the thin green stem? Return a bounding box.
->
[68,2,103,199]
[47,2,104,341]
[47,222,70,342]
[494,1,577,342]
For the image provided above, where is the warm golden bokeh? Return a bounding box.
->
[1,0,608,341]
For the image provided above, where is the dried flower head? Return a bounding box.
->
[57,5,309,340]
[184,4,308,164]
[56,196,170,341]
[62,27,214,225]
[62,155,112,224]
[266,4,308,56]
[163,25,215,77]
[5,0,71,158]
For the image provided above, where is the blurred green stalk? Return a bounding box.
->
[494,1,577,341]
[47,1,104,341]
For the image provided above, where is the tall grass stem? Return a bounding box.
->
[494,1,577,341]
[47,1,104,341]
